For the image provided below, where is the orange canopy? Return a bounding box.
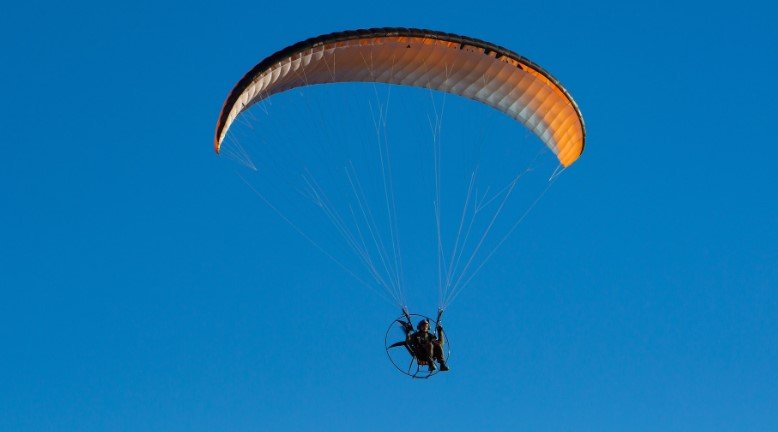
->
[215,28,585,167]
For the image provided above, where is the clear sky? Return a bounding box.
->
[2,1,776,431]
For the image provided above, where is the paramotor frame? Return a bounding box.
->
[384,312,451,379]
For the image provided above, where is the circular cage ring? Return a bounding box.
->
[384,312,451,379]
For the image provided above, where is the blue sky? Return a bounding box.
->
[2,1,776,431]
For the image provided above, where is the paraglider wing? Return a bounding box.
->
[215,27,585,167]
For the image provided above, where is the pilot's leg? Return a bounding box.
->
[433,343,449,371]
[419,343,436,371]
